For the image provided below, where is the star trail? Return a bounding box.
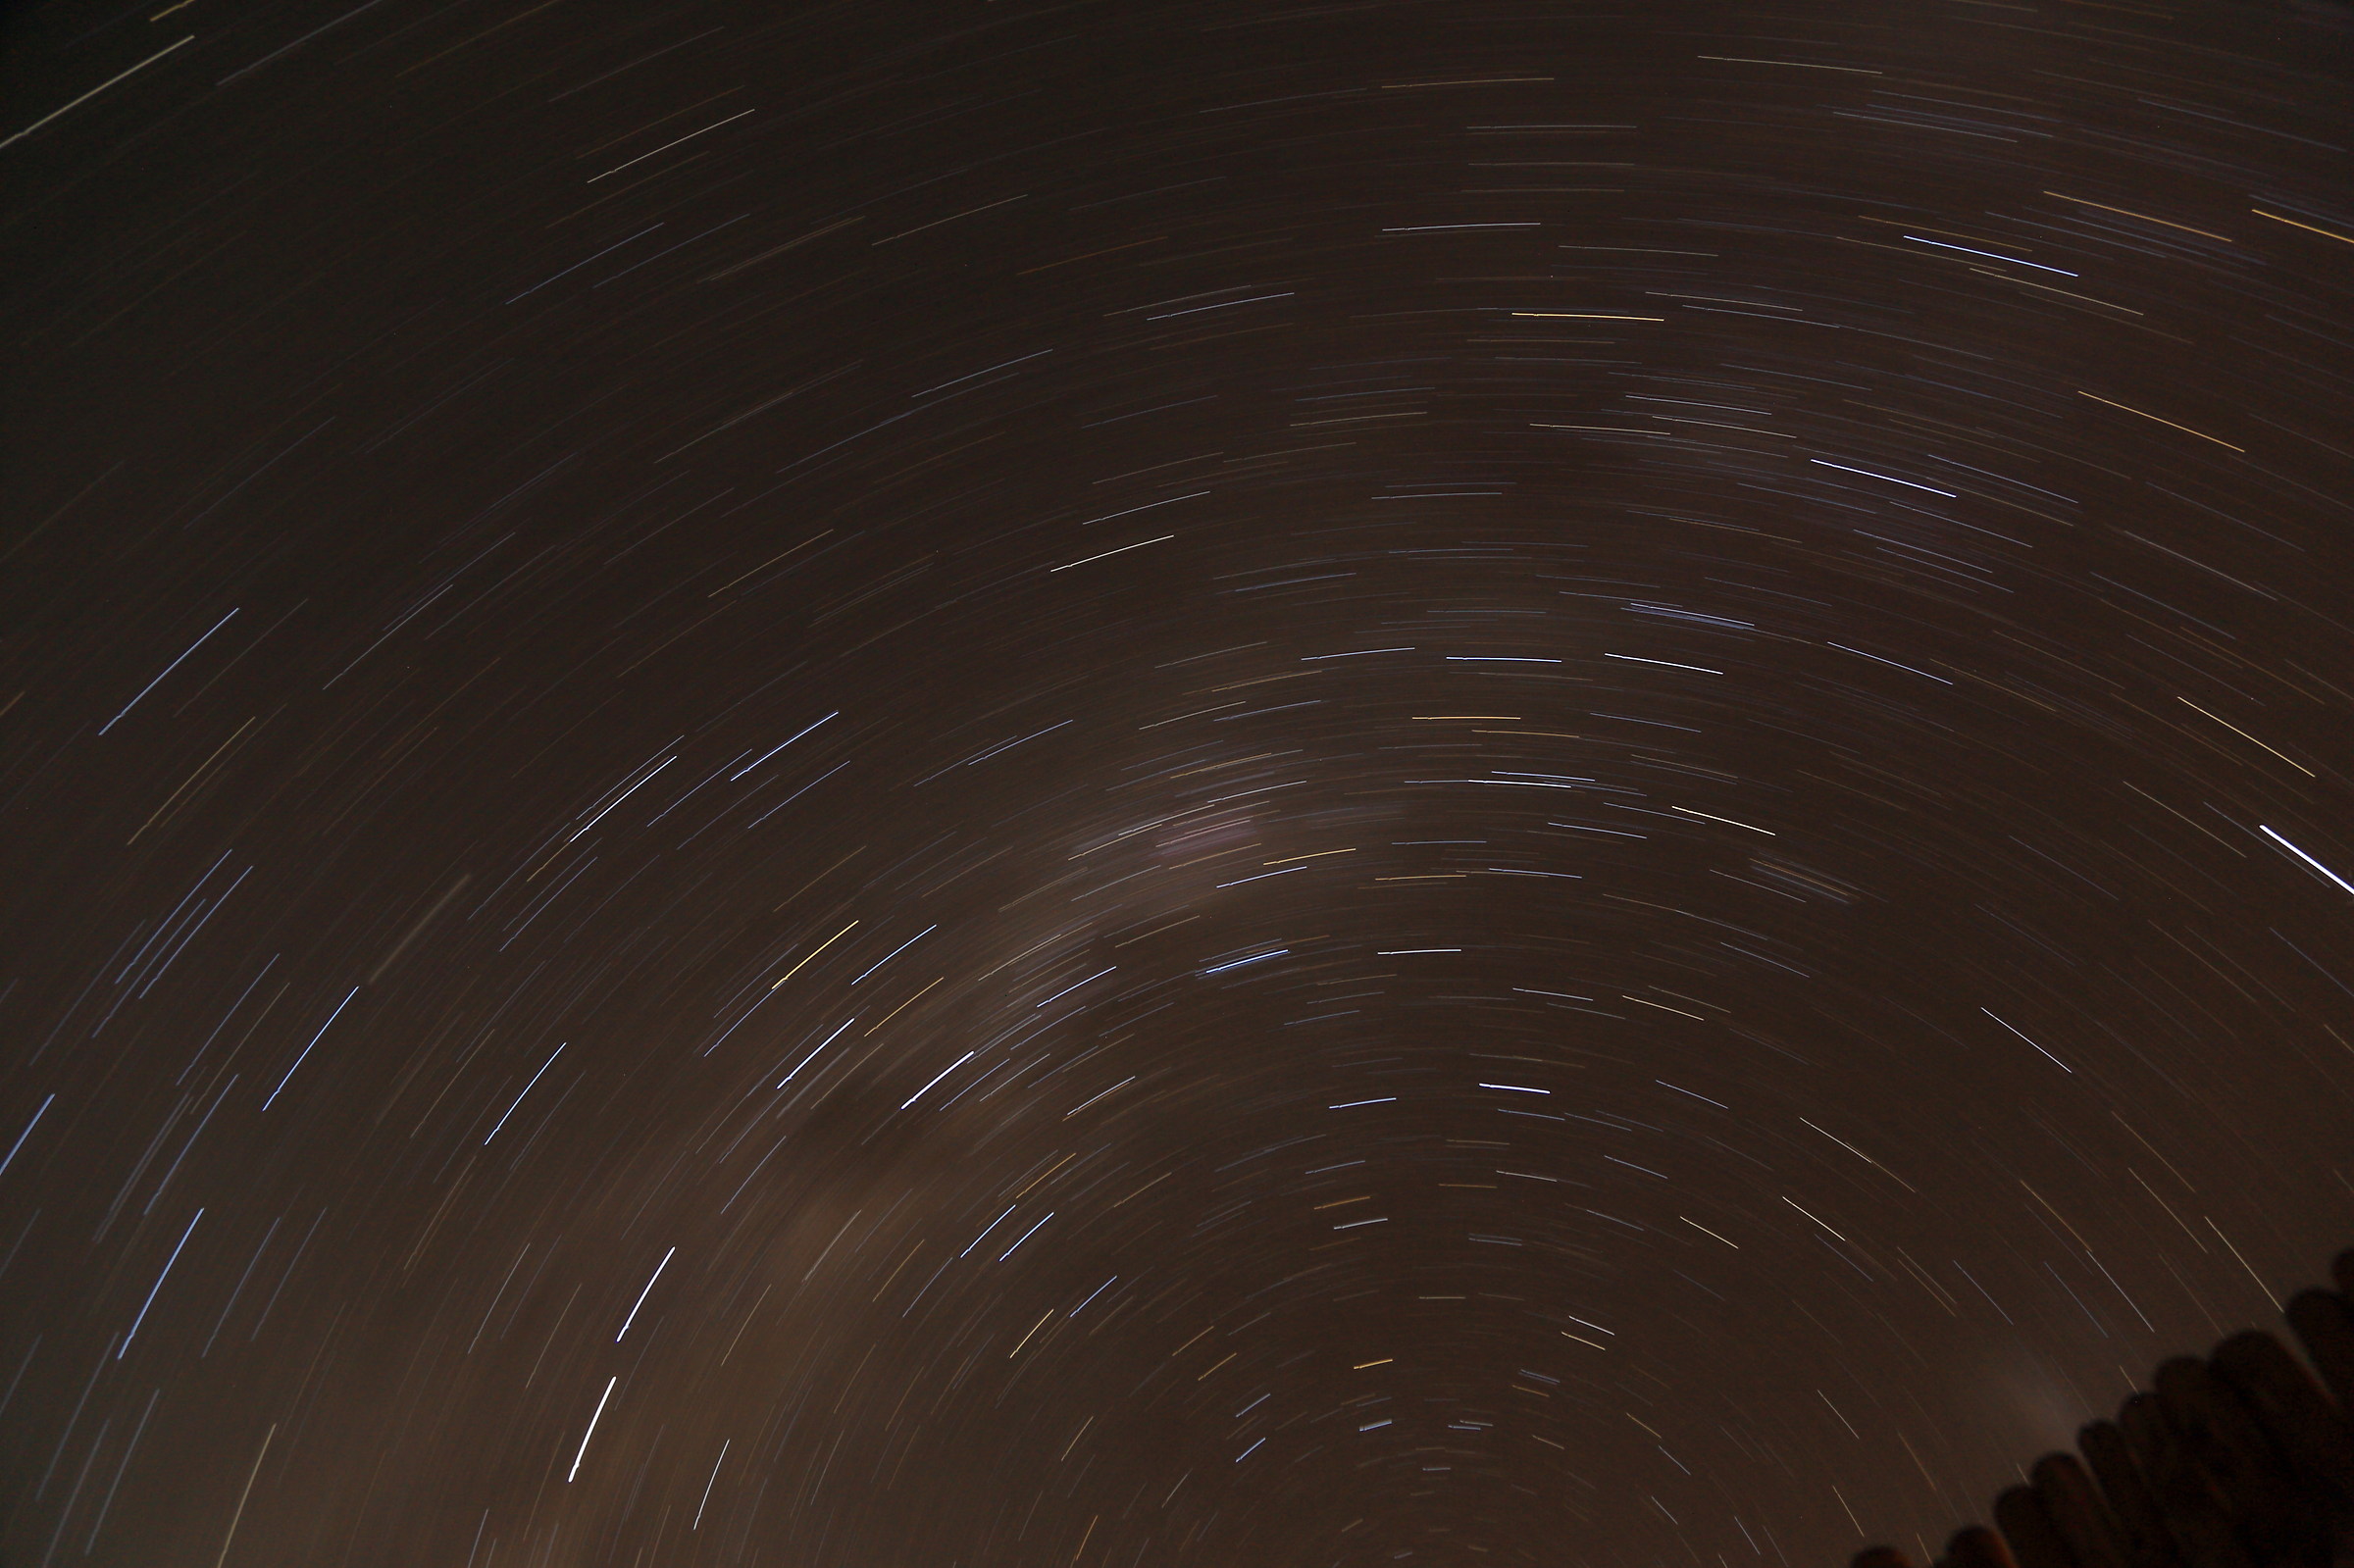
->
[4,1,2354,1565]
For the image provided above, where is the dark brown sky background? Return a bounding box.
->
[4,1,2354,1564]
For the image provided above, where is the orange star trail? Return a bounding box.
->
[3,1,2352,1564]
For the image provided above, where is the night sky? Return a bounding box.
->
[5,1,2354,1564]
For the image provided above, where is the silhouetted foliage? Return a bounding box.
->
[1853,1248,2354,1568]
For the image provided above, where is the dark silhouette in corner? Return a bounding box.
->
[1853,1249,2354,1568]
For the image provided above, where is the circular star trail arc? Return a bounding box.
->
[3,1,2353,1565]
